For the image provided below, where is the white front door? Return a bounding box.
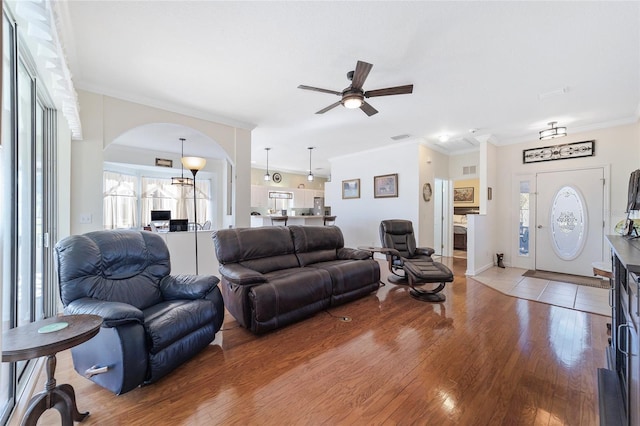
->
[535,168,604,276]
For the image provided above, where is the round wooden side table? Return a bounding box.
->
[2,314,102,426]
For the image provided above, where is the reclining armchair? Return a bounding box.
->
[379,219,435,283]
[55,230,224,394]
[379,219,453,301]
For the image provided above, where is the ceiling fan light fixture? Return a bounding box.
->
[539,121,567,140]
[342,94,363,109]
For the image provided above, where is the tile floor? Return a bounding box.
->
[470,266,611,317]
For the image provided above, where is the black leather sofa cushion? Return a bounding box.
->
[250,267,332,331]
[65,297,144,327]
[309,259,380,300]
[143,299,218,354]
[214,227,298,269]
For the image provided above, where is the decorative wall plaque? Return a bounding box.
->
[155,158,173,168]
[523,140,595,164]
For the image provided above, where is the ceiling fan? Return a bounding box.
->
[298,60,413,116]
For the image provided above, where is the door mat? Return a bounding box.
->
[523,269,610,289]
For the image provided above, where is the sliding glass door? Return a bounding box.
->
[0,8,58,423]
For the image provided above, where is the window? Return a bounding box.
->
[103,171,211,229]
[103,171,138,229]
[519,181,530,256]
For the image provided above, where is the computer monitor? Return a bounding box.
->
[151,210,171,221]
[169,219,188,232]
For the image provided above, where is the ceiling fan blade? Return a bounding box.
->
[298,85,342,96]
[316,101,342,114]
[360,101,378,116]
[365,84,414,98]
[350,61,373,90]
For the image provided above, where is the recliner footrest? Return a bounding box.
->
[403,260,453,302]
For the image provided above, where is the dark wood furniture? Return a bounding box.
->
[601,235,640,425]
[2,314,102,426]
[453,232,467,250]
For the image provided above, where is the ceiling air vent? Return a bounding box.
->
[463,165,477,175]
[390,134,411,141]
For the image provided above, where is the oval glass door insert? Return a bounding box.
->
[549,185,587,260]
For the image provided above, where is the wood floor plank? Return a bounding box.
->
[28,258,609,426]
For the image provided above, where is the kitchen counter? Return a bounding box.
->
[250,215,327,228]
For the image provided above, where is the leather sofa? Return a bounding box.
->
[55,230,225,394]
[213,225,380,334]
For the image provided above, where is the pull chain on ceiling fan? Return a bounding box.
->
[298,60,414,116]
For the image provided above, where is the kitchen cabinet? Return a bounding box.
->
[291,189,306,208]
[251,185,269,208]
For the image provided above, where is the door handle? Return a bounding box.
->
[618,324,629,356]
[537,225,543,229]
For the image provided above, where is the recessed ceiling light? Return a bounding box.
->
[439,134,450,143]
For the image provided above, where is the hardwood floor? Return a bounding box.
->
[33,258,609,425]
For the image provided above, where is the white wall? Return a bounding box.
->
[494,122,640,269]
[449,151,479,180]
[69,90,252,236]
[326,140,440,250]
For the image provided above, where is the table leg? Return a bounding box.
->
[21,354,89,426]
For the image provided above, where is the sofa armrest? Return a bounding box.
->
[65,297,144,327]
[219,264,266,285]
[337,248,372,260]
[160,274,220,300]
[416,247,435,257]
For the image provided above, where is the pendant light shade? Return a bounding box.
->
[172,138,194,186]
[539,121,567,141]
[264,148,271,181]
[307,147,314,182]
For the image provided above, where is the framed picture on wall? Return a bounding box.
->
[374,174,398,198]
[342,178,360,199]
[454,187,474,203]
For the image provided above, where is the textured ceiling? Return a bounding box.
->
[55,1,640,176]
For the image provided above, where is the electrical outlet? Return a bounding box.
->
[79,213,92,224]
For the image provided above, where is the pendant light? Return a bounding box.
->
[539,121,567,141]
[307,147,314,182]
[264,148,271,181]
[171,138,194,186]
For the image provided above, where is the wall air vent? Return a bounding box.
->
[463,165,477,175]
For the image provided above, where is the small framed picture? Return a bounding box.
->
[454,187,474,203]
[342,178,360,199]
[374,174,398,198]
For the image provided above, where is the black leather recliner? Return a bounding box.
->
[379,219,435,283]
[55,230,224,394]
